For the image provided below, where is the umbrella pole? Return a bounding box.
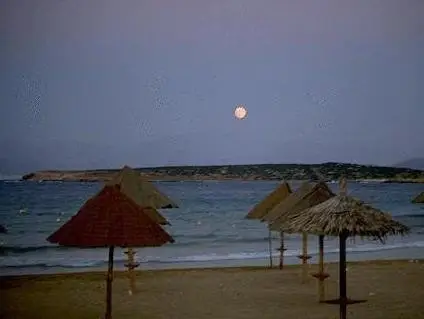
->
[268,228,273,268]
[318,235,326,301]
[339,234,347,319]
[279,231,285,270]
[311,235,330,302]
[105,246,114,319]
[125,248,139,295]
[301,233,309,283]
[297,232,311,283]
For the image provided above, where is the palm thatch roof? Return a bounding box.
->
[47,185,174,247]
[412,191,424,203]
[283,195,409,240]
[106,166,178,224]
[245,182,292,220]
[262,181,315,223]
[266,182,335,231]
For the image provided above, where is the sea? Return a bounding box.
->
[0,179,423,276]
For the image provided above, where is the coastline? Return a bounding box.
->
[2,245,424,277]
[2,259,424,319]
[20,176,424,184]
[1,258,422,280]
[20,171,424,184]
[19,162,424,183]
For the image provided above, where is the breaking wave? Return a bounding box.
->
[1,241,423,270]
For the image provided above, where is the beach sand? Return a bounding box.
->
[1,260,424,319]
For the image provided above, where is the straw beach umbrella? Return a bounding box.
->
[107,165,178,212]
[245,182,292,268]
[263,182,315,223]
[412,191,424,203]
[47,185,174,319]
[264,181,335,278]
[283,183,409,319]
[107,165,178,293]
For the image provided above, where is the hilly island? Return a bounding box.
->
[22,162,424,183]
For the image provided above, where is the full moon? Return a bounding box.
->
[234,105,247,120]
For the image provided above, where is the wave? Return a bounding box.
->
[163,241,424,263]
[3,229,424,256]
[0,236,281,255]
[173,236,275,247]
[0,255,130,269]
[0,245,88,254]
[0,260,105,269]
[0,177,22,181]
[1,241,424,270]
[345,241,424,253]
[0,237,270,255]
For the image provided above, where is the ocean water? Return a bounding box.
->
[0,179,423,276]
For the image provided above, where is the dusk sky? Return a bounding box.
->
[1,0,423,173]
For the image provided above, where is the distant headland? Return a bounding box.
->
[21,162,424,183]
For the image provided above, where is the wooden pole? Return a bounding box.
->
[339,234,347,319]
[268,228,273,268]
[125,248,139,295]
[296,232,311,282]
[318,235,325,301]
[339,176,347,195]
[279,231,285,270]
[301,232,308,283]
[339,177,348,319]
[105,246,114,319]
[312,235,330,302]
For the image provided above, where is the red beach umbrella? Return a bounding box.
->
[47,185,174,319]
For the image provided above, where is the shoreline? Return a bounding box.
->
[2,245,424,277]
[16,176,424,184]
[2,258,423,280]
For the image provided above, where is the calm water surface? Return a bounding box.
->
[0,180,423,275]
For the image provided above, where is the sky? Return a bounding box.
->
[1,0,423,173]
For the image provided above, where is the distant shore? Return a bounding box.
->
[20,174,424,184]
[21,162,424,184]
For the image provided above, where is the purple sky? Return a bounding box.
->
[1,0,423,173]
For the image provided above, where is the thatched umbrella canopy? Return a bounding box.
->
[265,181,335,228]
[286,195,409,238]
[245,182,292,268]
[47,185,174,319]
[284,194,409,319]
[412,191,424,204]
[262,181,316,224]
[107,165,178,214]
[246,182,292,220]
[263,181,335,279]
[0,224,7,234]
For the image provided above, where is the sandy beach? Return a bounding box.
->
[1,260,423,319]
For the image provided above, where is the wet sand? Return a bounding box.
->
[1,259,424,319]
